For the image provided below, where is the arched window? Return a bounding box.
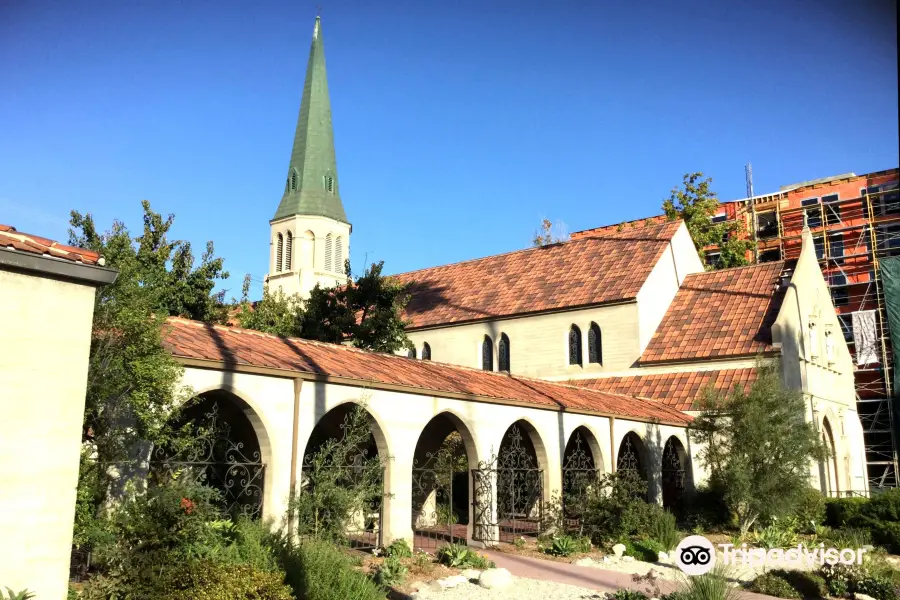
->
[498,333,510,372]
[422,343,431,361]
[568,325,582,366]
[285,231,293,271]
[324,233,333,272]
[335,236,343,274]
[324,175,334,193]
[275,233,284,272]
[588,322,602,364]
[290,169,298,191]
[407,347,417,359]
[482,335,493,371]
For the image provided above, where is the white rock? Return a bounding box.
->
[461,569,482,580]
[856,594,877,600]
[602,555,615,563]
[657,551,669,562]
[573,557,595,567]
[613,543,627,557]
[622,556,635,562]
[478,567,513,589]
[439,575,469,589]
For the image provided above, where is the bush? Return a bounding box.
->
[0,591,35,600]
[794,488,826,532]
[864,489,900,523]
[546,535,578,557]
[606,590,649,600]
[384,538,412,559]
[574,536,593,553]
[753,520,798,549]
[154,560,293,600]
[768,569,828,599]
[633,539,665,563]
[850,516,900,553]
[277,539,385,600]
[828,527,873,549]
[747,573,801,599]
[436,544,494,569]
[855,574,898,600]
[820,563,860,597]
[682,484,730,531]
[581,470,654,544]
[680,564,737,600]
[649,509,680,551]
[825,497,869,527]
[372,557,407,587]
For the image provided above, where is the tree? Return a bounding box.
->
[68,200,230,544]
[237,260,413,353]
[662,172,753,269]
[533,218,570,247]
[688,361,828,535]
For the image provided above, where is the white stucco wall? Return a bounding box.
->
[0,269,98,599]
[179,366,695,547]
[268,214,350,298]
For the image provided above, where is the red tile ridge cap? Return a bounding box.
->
[0,223,103,265]
[685,260,786,277]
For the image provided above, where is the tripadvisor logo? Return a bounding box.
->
[675,535,869,576]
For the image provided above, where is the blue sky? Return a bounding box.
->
[1,0,897,298]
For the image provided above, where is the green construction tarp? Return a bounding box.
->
[879,256,900,394]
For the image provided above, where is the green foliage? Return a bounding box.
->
[533,218,569,247]
[649,510,680,551]
[276,538,386,600]
[855,574,898,600]
[851,516,900,553]
[747,573,801,599]
[372,557,407,588]
[767,570,828,599]
[689,361,827,535]
[753,520,798,549]
[661,172,752,269]
[235,277,303,337]
[574,536,593,553]
[606,590,649,600]
[828,527,872,549]
[680,564,737,600]
[862,489,900,523]
[633,539,665,563]
[545,535,578,557]
[384,539,412,559]
[1,590,35,600]
[514,536,527,549]
[682,484,731,531]
[579,469,654,544]
[291,404,386,543]
[825,497,870,527]
[436,544,494,569]
[818,562,898,600]
[794,487,826,533]
[152,560,293,600]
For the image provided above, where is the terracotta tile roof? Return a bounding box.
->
[640,261,787,363]
[0,224,102,265]
[162,317,692,425]
[573,368,759,411]
[393,220,683,329]
[570,216,670,240]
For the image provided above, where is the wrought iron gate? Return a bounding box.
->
[471,425,544,544]
[661,438,686,510]
[561,433,599,534]
[151,402,266,519]
[412,453,468,549]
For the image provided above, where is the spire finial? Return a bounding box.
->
[316,4,322,17]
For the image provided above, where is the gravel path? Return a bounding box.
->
[410,577,605,600]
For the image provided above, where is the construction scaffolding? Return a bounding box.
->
[743,181,900,488]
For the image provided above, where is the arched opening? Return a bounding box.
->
[153,390,266,520]
[569,325,582,366]
[300,230,315,270]
[617,432,648,497]
[275,233,284,272]
[498,333,510,372]
[588,322,602,364]
[324,233,334,272]
[335,236,344,274]
[482,335,493,371]
[562,426,603,533]
[285,231,293,271]
[495,420,546,542]
[411,413,475,549]
[422,343,431,361]
[407,347,417,359]
[661,436,689,511]
[822,418,839,496]
[300,403,385,549]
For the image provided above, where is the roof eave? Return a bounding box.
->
[0,246,118,286]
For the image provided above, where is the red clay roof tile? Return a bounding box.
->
[573,368,758,411]
[162,317,691,425]
[393,220,683,329]
[0,224,102,266]
[640,262,786,363]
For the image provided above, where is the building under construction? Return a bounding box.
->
[575,168,900,489]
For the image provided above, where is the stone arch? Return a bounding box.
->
[822,416,839,496]
[410,411,478,549]
[300,230,315,270]
[493,419,548,540]
[661,436,689,511]
[617,430,648,488]
[561,426,604,529]
[159,388,269,520]
[300,402,388,548]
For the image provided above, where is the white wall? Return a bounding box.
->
[268,214,350,298]
[0,270,97,599]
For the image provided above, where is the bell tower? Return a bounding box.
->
[267,16,351,298]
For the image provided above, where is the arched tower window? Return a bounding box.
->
[482,335,493,371]
[335,236,343,274]
[324,233,333,272]
[421,343,431,361]
[323,175,334,193]
[285,231,293,271]
[498,333,510,372]
[275,233,284,272]
[407,347,417,359]
[290,169,298,191]
[588,322,602,364]
[568,325,582,366]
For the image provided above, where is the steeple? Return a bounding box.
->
[272,16,348,224]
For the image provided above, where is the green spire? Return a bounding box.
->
[272,16,348,224]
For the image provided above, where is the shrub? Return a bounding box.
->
[768,569,828,599]
[753,521,798,549]
[864,489,900,523]
[154,560,293,600]
[574,536,593,553]
[546,535,577,557]
[633,539,665,563]
[855,574,898,600]
[581,470,654,544]
[828,526,872,549]
[514,536,527,549]
[825,497,869,527]
[277,539,385,600]
[820,562,860,597]
[384,538,412,559]
[437,543,470,568]
[649,510,680,551]
[682,484,730,531]
[850,516,900,553]
[1,591,35,600]
[748,573,801,599]
[373,557,407,587]
[681,564,737,600]
[606,590,649,600]
[794,487,826,532]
